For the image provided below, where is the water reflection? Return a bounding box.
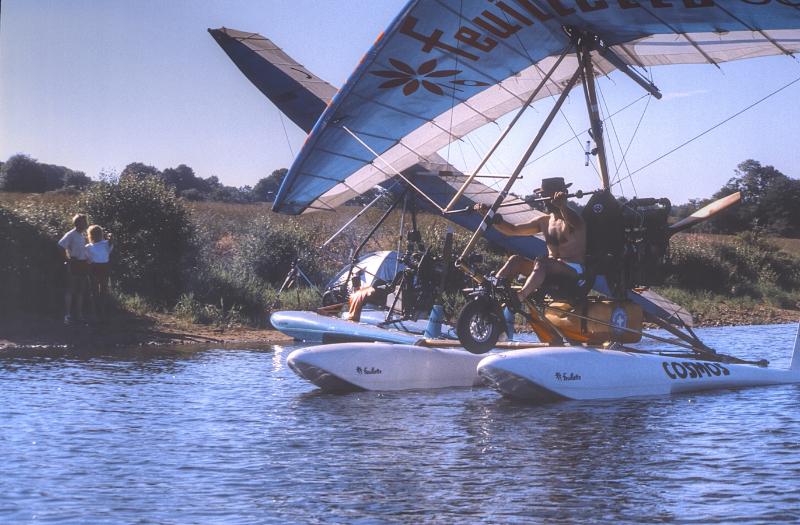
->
[0,325,799,523]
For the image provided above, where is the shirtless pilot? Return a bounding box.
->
[474,177,587,303]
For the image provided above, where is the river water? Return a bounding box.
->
[1,323,799,524]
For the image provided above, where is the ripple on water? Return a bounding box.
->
[0,324,799,523]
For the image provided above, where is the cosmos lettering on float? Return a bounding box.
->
[662,361,731,380]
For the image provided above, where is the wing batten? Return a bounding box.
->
[293,56,586,214]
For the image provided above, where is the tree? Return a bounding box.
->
[715,159,786,207]
[208,185,255,203]
[39,163,67,192]
[710,159,799,236]
[252,168,287,202]
[120,162,161,181]
[761,177,800,237]
[180,188,206,201]
[162,164,200,194]
[0,154,46,192]
[63,170,92,190]
[0,154,94,192]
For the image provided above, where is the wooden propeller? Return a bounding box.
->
[668,192,741,236]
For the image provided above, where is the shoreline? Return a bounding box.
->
[0,312,293,353]
[1,303,798,352]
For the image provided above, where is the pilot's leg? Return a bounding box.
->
[518,257,578,301]
[496,255,534,281]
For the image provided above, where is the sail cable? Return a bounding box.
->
[625,75,800,181]
[342,126,448,213]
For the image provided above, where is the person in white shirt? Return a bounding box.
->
[57,214,89,325]
[86,224,114,320]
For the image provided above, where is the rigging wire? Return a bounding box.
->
[610,65,657,195]
[596,82,622,192]
[445,0,464,168]
[610,78,652,192]
[455,136,470,175]
[523,94,649,168]
[620,75,800,183]
[597,79,642,197]
[611,94,651,195]
[277,112,295,157]
[559,103,601,180]
[466,132,509,190]
[503,17,599,190]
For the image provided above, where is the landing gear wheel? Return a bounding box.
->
[456,298,504,354]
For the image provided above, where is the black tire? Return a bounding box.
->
[456,297,504,354]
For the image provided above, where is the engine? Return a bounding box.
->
[583,190,671,297]
[621,197,671,288]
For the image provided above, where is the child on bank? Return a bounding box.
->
[86,225,114,321]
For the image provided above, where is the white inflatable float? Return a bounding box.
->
[287,342,487,391]
[287,324,800,402]
[478,339,800,402]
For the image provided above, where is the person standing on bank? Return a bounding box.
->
[86,225,114,321]
[58,213,90,325]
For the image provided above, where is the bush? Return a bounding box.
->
[665,233,800,306]
[234,215,322,285]
[178,209,327,325]
[0,206,64,315]
[666,236,730,292]
[79,175,193,304]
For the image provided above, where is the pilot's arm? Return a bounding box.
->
[552,192,584,230]
[474,203,546,236]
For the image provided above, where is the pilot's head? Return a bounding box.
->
[537,177,571,212]
[538,177,571,197]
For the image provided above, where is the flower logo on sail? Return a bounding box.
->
[371,58,487,96]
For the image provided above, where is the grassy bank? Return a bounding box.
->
[649,232,800,327]
[2,188,799,347]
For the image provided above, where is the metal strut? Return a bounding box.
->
[443,41,576,213]
[578,35,612,190]
[457,63,585,276]
[277,181,397,297]
[320,184,391,249]
[342,190,405,290]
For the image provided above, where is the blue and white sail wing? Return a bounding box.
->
[273,0,800,215]
[208,25,548,254]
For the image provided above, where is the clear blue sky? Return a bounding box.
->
[2,0,799,204]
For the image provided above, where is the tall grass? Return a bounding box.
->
[663,232,800,309]
[3,191,798,329]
